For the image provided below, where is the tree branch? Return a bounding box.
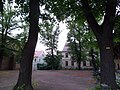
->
[81,0,101,39]
[102,0,117,32]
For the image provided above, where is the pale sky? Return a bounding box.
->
[11,22,69,52]
[6,1,69,52]
[35,22,69,51]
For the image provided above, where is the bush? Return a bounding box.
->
[43,54,62,70]
[89,85,101,90]
[116,73,120,89]
[37,63,47,70]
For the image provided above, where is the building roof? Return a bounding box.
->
[34,51,45,57]
[62,43,69,52]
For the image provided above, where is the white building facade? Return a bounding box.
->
[32,51,46,70]
[61,44,92,69]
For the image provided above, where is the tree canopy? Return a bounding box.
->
[0,0,120,89]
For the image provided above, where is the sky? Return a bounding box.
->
[11,22,69,52]
[8,1,69,52]
[35,22,69,51]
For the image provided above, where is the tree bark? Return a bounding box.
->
[0,50,3,69]
[77,61,81,70]
[51,48,54,69]
[98,37,116,89]
[78,37,82,70]
[81,0,117,89]
[8,54,14,70]
[0,8,4,69]
[13,0,40,90]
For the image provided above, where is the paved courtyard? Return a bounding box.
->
[0,70,95,90]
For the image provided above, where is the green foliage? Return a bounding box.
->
[67,20,85,62]
[0,0,29,63]
[0,1,24,59]
[42,0,105,23]
[116,73,120,89]
[39,19,60,58]
[89,84,101,90]
[14,25,29,63]
[43,54,62,70]
[0,0,36,65]
[67,18,99,68]
[32,81,38,88]
[17,84,25,90]
[113,15,120,43]
[15,81,38,90]
[116,79,120,89]
[37,63,47,70]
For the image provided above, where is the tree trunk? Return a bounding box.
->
[0,45,4,70]
[0,9,4,69]
[0,51,3,69]
[98,37,116,89]
[78,40,82,70]
[81,0,117,89]
[77,60,81,70]
[51,48,54,69]
[8,54,14,70]
[13,0,40,90]
[74,38,81,70]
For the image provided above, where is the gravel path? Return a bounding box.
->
[0,70,95,90]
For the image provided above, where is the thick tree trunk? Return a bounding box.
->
[13,0,39,90]
[0,46,4,69]
[81,0,117,89]
[77,60,81,70]
[98,38,116,89]
[0,10,4,69]
[8,54,14,70]
[0,51,3,69]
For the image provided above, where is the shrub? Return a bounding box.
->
[43,54,62,70]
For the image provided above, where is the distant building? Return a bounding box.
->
[115,59,120,70]
[61,43,92,69]
[32,51,46,70]
[113,45,120,70]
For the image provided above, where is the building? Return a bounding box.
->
[61,43,92,69]
[32,51,46,70]
[115,59,120,70]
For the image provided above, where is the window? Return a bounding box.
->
[83,61,86,66]
[65,61,68,66]
[90,61,92,66]
[65,53,68,58]
[71,61,74,66]
[118,64,120,69]
[34,58,36,62]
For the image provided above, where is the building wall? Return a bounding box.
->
[61,52,78,69]
[1,56,15,70]
[81,61,92,69]
[32,51,46,70]
[115,59,120,70]
[61,51,92,69]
